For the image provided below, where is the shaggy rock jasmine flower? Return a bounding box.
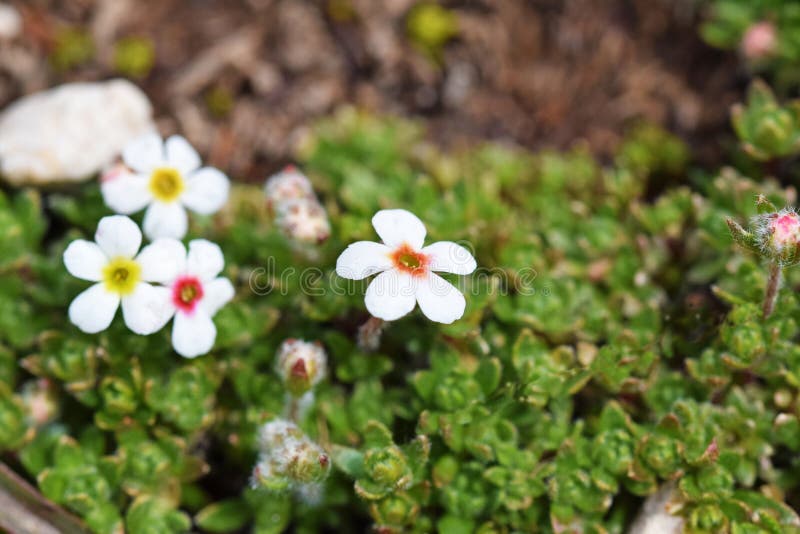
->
[64,215,183,334]
[336,209,476,324]
[161,240,235,358]
[101,133,230,240]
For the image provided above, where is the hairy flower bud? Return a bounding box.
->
[264,165,315,206]
[276,199,331,244]
[753,208,800,265]
[252,419,331,496]
[276,339,327,397]
[265,166,331,244]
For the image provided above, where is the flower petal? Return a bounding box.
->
[123,132,164,173]
[200,277,234,316]
[165,135,201,174]
[143,202,188,240]
[68,284,120,333]
[364,269,417,321]
[64,240,106,281]
[416,272,466,324]
[422,241,477,275]
[121,283,174,335]
[101,173,152,215]
[172,309,217,358]
[182,167,230,215]
[372,209,427,249]
[186,239,225,281]
[136,238,186,284]
[336,241,393,280]
[95,215,142,259]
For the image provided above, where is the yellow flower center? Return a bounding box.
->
[102,257,141,295]
[179,283,198,304]
[149,167,185,202]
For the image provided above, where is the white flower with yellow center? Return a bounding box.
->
[160,240,235,358]
[64,215,184,335]
[336,209,477,324]
[101,133,230,240]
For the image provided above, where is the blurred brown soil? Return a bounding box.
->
[2,0,743,182]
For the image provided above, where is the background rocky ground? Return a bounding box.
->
[2,0,744,182]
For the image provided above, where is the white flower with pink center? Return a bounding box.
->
[336,209,476,324]
[101,133,230,240]
[162,240,235,358]
[63,215,184,335]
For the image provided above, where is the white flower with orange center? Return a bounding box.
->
[101,133,230,240]
[161,240,235,358]
[63,215,184,334]
[336,209,476,324]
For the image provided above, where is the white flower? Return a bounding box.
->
[64,215,183,335]
[335,209,476,324]
[101,133,230,240]
[161,240,235,358]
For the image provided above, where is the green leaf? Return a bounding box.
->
[195,498,252,533]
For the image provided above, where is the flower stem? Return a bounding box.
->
[288,396,300,422]
[357,316,386,353]
[763,262,782,319]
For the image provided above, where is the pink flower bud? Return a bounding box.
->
[754,208,800,265]
[770,211,800,248]
[741,21,778,61]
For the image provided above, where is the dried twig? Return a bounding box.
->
[0,462,88,534]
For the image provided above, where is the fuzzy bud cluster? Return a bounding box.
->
[276,339,327,397]
[252,419,330,502]
[727,197,800,266]
[265,166,330,244]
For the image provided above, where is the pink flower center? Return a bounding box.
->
[390,243,430,277]
[172,276,204,313]
[771,213,800,246]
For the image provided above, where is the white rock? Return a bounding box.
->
[0,3,21,40]
[628,483,684,534]
[0,79,155,186]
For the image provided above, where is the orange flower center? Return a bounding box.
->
[390,243,429,277]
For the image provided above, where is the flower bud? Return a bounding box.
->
[252,419,331,494]
[21,379,59,426]
[276,199,331,244]
[741,21,778,61]
[275,339,327,397]
[265,166,331,245]
[264,165,315,206]
[753,208,800,265]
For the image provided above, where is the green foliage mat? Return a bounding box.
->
[1,108,799,533]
